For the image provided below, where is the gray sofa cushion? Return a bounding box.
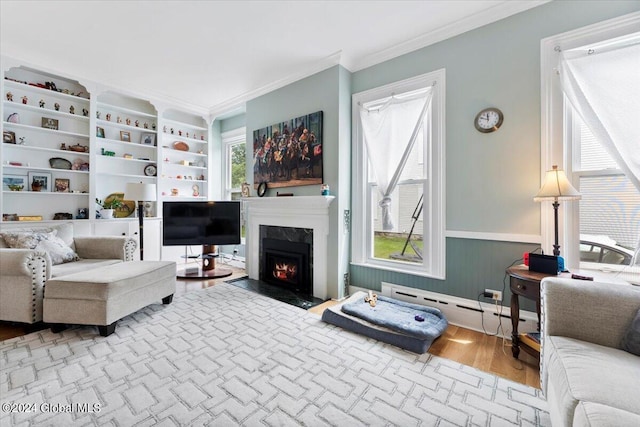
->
[45,261,177,301]
[52,259,123,277]
[574,402,640,427]
[545,335,640,423]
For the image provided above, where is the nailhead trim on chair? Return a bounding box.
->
[27,254,48,323]
[123,239,137,261]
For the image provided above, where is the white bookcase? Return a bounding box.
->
[158,110,209,201]
[1,62,212,264]
[93,92,158,219]
[2,66,91,221]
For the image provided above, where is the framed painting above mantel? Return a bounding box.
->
[252,111,323,189]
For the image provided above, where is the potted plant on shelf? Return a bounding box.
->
[96,198,123,219]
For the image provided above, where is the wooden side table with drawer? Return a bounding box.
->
[507,265,555,360]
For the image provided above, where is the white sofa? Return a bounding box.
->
[541,277,640,426]
[0,222,137,324]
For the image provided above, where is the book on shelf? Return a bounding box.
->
[519,332,541,352]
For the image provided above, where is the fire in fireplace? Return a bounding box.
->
[261,238,311,295]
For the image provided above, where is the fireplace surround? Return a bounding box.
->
[244,196,334,299]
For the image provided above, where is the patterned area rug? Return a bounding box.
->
[0,283,550,426]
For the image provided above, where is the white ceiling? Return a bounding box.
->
[1,1,547,118]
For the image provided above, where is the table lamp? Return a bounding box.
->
[125,182,157,260]
[534,165,581,256]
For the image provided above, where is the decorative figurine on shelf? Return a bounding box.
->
[144,122,149,129]
[96,111,101,119]
[186,132,189,138]
[60,143,67,150]
[18,137,26,145]
[82,108,88,117]
[125,118,131,126]
[171,188,179,196]
[135,120,139,127]
[201,135,204,141]
[21,96,28,104]
[170,128,174,134]
[6,92,13,101]
[106,113,111,121]
[178,130,182,136]
[163,125,167,133]
[39,99,45,108]
[192,184,200,197]
[69,105,75,114]
[54,103,60,111]
[31,178,43,192]
[152,123,156,130]
[117,116,122,123]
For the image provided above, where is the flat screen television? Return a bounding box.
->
[162,201,241,247]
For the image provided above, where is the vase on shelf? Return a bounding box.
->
[100,209,114,219]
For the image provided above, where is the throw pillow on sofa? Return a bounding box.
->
[1,230,79,265]
[621,308,640,356]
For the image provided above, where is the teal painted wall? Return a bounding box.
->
[220,114,245,134]
[239,1,639,305]
[246,65,351,298]
[347,1,639,306]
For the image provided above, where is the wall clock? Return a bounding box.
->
[144,164,157,176]
[257,181,268,197]
[474,107,503,133]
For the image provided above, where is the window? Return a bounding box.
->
[542,14,640,274]
[570,113,639,268]
[222,128,246,201]
[351,70,445,279]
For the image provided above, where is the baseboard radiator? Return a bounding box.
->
[348,282,538,339]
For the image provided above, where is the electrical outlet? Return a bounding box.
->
[484,289,502,301]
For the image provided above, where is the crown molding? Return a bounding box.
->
[209,51,342,118]
[349,0,551,72]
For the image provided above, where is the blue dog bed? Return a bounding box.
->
[321,291,448,353]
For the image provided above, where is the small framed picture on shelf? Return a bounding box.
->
[41,117,59,130]
[120,131,131,142]
[3,130,16,144]
[3,174,27,191]
[28,171,52,192]
[140,133,156,146]
[96,127,105,138]
[54,178,70,193]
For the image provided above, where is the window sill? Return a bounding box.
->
[350,261,445,281]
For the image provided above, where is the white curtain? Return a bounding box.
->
[359,88,433,230]
[558,35,640,190]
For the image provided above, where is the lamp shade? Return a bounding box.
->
[125,182,157,201]
[534,165,581,202]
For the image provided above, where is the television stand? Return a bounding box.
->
[177,245,233,279]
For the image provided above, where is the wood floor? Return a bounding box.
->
[0,268,540,389]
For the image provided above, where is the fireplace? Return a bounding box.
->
[259,225,313,295]
[261,238,311,294]
[244,196,334,299]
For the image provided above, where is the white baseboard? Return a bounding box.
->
[348,282,538,339]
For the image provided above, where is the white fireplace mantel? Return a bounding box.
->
[243,196,335,299]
